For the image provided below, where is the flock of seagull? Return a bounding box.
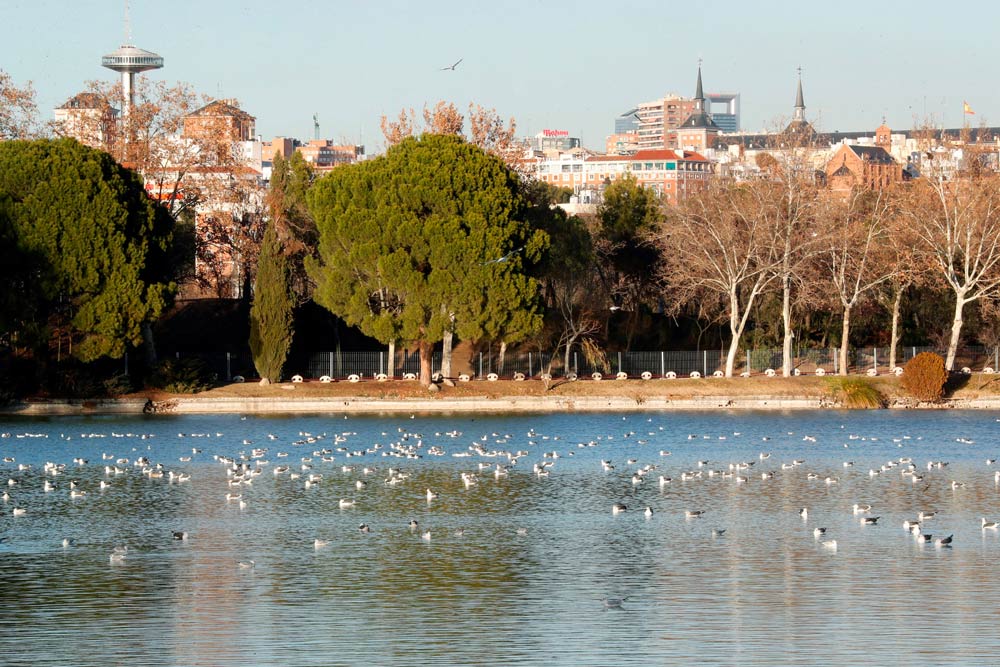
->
[2,418,1000,586]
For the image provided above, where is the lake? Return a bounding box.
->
[1,410,998,666]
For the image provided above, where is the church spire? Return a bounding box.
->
[793,67,805,122]
[694,61,705,111]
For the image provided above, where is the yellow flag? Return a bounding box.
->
[964,101,975,115]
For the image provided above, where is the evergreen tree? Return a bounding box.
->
[307,134,547,385]
[0,138,173,361]
[249,221,294,384]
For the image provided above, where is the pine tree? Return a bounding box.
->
[249,222,293,384]
[0,138,174,362]
[307,134,547,385]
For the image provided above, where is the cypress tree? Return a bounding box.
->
[249,222,293,384]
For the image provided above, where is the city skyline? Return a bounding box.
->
[4,0,997,150]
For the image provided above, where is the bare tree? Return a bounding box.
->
[815,187,898,374]
[904,170,1000,370]
[653,180,783,377]
[754,135,824,376]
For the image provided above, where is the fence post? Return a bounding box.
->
[618,351,622,374]
[380,351,384,375]
[226,352,231,381]
[746,350,750,375]
[703,350,707,377]
[479,352,483,379]
[574,352,578,374]
[832,349,837,375]
[660,351,665,377]
[124,352,129,377]
[528,353,533,377]
[329,351,333,378]
[873,347,877,373]
[995,346,998,370]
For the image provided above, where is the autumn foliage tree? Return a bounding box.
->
[307,134,546,385]
[381,102,523,173]
[0,70,40,140]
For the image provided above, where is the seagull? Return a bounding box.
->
[982,518,998,530]
[612,503,627,515]
[172,531,188,540]
[685,510,704,519]
[600,596,628,610]
[852,504,872,514]
[314,538,330,549]
[644,507,653,518]
[358,523,371,533]
[813,527,827,537]
[821,539,838,550]
[440,58,463,71]
[712,528,726,537]
[62,538,75,548]
[238,560,255,569]
[935,534,953,547]
[861,516,880,525]
[481,246,524,266]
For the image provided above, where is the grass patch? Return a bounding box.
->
[825,376,886,409]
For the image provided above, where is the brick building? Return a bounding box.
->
[825,143,901,191]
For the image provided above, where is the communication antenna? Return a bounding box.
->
[125,0,132,43]
[313,113,320,141]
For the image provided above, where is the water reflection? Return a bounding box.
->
[1,410,999,665]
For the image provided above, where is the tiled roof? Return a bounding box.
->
[186,100,255,120]
[58,92,114,110]
[847,145,896,164]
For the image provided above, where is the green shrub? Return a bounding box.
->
[149,358,216,394]
[826,377,886,409]
[901,352,948,402]
[102,373,134,397]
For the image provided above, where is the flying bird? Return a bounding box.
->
[441,58,463,71]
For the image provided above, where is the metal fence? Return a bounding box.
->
[163,344,1000,381]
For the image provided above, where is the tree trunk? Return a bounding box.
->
[441,330,453,378]
[889,286,903,370]
[418,340,433,386]
[725,332,741,378]
[387,341,395,378]
[782,277,793,377]
[498,341,507,376]
[141,322,158,368]
[725,291,743,378]
[839,304,851,376]
[564,334,578,375]
[946,295,966,371]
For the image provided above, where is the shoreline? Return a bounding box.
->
[4,394,1000,416]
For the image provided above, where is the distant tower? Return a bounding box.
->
[101,1,163,115]
[793,68,806,123]
[313,114,320,141]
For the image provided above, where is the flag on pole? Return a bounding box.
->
[964,101,975,115]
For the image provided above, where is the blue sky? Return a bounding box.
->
[3,0,996,150]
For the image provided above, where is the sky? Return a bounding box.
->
[3,0,998,151]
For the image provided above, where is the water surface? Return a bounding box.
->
[1,410,998,666]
